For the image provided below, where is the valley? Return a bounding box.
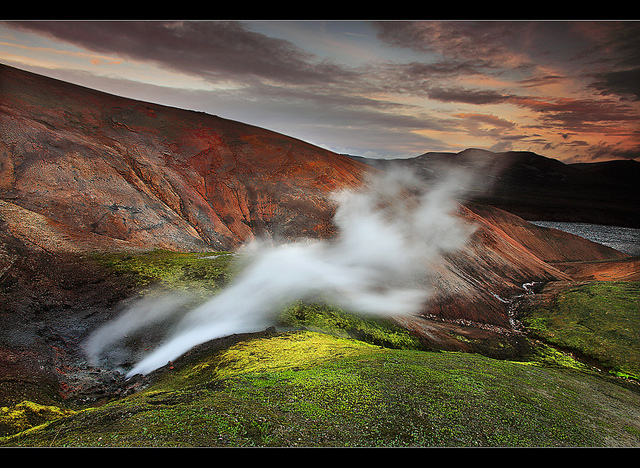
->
[1,63,639,447]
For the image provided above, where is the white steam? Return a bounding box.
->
[84,168,477,378]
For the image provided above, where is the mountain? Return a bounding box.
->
[0,64,367,253]
[0,64,635,409]
[1,63,630,329]
[349,149,640,228]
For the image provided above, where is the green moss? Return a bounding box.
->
[278,301,423,350]
[522,281,640,380]
[4,331,639,447]
[0,401,76,437]
[178,331,375,385]
[92,249,234,293]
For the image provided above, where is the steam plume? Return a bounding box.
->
[84,167,478,377]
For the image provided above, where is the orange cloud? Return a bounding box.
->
[453,113,515,128]
[0,41,122,65]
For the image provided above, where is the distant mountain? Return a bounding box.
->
[0,64,368,252]
[348,149,640,228]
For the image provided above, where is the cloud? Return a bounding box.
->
[424,84,638,136]
[0,39,123,65]
[373,21,526,67]
[4,21,354,85]
[590,67,640,101]
[510,95,639,133]
[518,74,566,88]
[427,87,512,105]
[374,21,640,115]
[453,113,515,129]
[390,60,482,79]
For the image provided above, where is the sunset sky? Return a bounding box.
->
[1,20,638,163]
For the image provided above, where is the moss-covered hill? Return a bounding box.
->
[1,250,639,447]
[2,330,640,447]
[520,281,640,381]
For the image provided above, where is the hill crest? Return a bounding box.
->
[348,147,640,227]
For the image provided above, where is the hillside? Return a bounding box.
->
[1,253,639,447]
[1,63,627,325]
[0,63,367,252]
[1,64,638,447]
[3,329,640,447]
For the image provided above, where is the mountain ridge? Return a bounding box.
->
[347,148,640,228]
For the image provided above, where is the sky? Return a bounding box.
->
[1,20,639,163]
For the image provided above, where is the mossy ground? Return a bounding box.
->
[2,250,639,447]
[0,401,76,437]
[521,281,640,380]
[91,249,234,293]
[278,301,424,350]
[3,330,640,447]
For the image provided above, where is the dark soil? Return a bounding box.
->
[0,230,143,407]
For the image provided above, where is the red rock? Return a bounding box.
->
[0,64,368,252]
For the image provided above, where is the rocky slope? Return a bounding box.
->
[2,63,625,321]
[1,64,367,252]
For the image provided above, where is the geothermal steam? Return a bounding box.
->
[84,168,477,377]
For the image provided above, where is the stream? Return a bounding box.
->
[506,281,538,333]
[504,220,639,335]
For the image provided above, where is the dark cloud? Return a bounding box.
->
[375,21,640,102]
[454,113,515,129]
[589,67,640,101]
[396,60,481,78]
[373,21,522,67]
[4,21,354,85]
[424,82,638,137]
[518,74,566,88]
[575,21,640,68]
[246,80,459,133]
[509,95,639,133]
[426,87,512,105]
[574,22,640,101]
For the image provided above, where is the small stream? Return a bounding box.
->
[506,282,539,333]
[504,220,639,334]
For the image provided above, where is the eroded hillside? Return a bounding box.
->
[1,64,367,252]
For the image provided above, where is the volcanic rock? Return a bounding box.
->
[0,64,368,252]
